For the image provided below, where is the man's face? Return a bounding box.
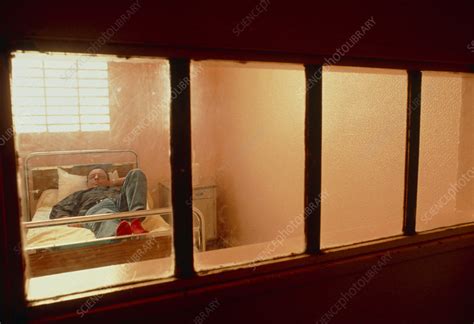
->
[87,169,109,188]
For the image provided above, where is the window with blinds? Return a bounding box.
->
[11,53,111,133]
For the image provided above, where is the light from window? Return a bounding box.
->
[11,53,111,133]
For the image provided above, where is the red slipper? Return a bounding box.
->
[131,219,148,234]
[116,220,132,236]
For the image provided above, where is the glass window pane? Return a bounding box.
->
[79,79,108,88]
[12,77,44,87]
[321,66,407,248]
[12,87,44,97]
[13,96,46,106]
[47,124,81,132]
[47,96,79,106]
[45,78,78,87]
[79,88,109,97]
[189,61,305,271]
[15,115,47,125]
[78,69,108,79]
[11,52,173,300]
[10,52,111,134]
[13,106,46,116]
[416,72,474,231]
[46,88,78,97]
[80,106,109,115]
[13,67,44,77]
[47,106,79,115]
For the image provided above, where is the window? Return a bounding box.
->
[417,72,474,231]
[5,50,474,302]
[10,52,174,301]
[190,61,306,270]
[11,53,111,133]
[321,66,407,248]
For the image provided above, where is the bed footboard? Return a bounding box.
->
[23,207,206,277]
[26,233,172,277]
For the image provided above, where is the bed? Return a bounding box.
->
[22,150,204,277]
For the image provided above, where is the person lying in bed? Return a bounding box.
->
[50,168,148,238]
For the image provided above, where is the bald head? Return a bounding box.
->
[87,168,109,188]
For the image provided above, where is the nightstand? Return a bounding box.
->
[158,182,217,242]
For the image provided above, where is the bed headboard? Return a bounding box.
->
[30,163,136,201]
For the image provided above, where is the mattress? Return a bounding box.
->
[26,207,96,246]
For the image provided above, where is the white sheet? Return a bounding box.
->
[27,207,96,246]
[27,206,171,248]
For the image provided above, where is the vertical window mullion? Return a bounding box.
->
[169,58,195,278]
[0,50,27,321]
[403,70,422,235]
[305,64,323,254]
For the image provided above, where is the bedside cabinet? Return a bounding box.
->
[158,182,217,242]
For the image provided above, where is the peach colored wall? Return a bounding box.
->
[15,60,171,206]
[107,61,171,203]
[190,63,217,185]
[193,62,306,247]
[457,75,474,213]
[417,73,462,231]
[199,66,472,247]
[195,65,408,248]
[321,67,407,247]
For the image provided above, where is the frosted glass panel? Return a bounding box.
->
[417,72,474,231]
[321,66,406,248]
[190,61,305,271]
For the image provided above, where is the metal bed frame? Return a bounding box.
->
[24,149,139,221]
[23,149,206,251]
[24,206,206,251]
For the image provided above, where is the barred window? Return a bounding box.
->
[11,53,111,133]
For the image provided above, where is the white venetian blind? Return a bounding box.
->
[11,53,111,133]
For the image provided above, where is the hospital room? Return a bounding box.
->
[10,51,473,300]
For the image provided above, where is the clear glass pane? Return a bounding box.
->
[321,66,407,248]
[11,52,173,300]
[416,72,474,231]
[188,60,305,271]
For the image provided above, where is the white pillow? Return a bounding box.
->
[57,168,87,202]
[36,189,59,209]
[108,170,119,182]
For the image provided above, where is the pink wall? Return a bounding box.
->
[192,63,408,248]
[321,67,407,247]
[193,65,473,248]
[417,72,474,231]
[458,76,474,212]
[107,60,171,204]
[192,62,306,247]
[190,62,218,185]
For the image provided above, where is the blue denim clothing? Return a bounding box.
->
[83,169,147,238]
[51,169,147,238]
[82,198,121,238]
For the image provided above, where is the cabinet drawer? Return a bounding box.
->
[193,187,214,199]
